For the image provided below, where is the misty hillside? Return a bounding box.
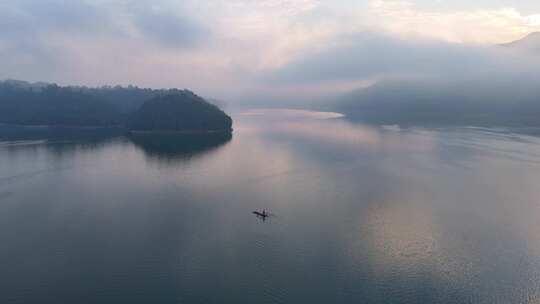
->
[336,79,540,127]
[501,32,540,54]
[0,79,220,115]
[333,33,540,127]
[0,80,232,129]
[128,93,233,132]
[0,82,122,126]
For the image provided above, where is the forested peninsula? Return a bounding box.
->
[0,80,232,132]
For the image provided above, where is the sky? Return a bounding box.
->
[1,0,540,103]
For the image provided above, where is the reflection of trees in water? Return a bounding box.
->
[41,138,125,159]
[0,124,125,141]
[0,125,125,158]
[129,132,232,163]
[0,125,233,164]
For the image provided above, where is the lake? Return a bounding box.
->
[2,109,540,303]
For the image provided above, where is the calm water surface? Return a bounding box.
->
[2,109,540,303]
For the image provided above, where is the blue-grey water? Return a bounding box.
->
[2,109,540,303]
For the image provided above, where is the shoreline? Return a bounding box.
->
[0,124,233,134]
[0,123,125,130]
[128,129,233,135]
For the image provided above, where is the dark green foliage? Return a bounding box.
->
[72,85,219,116]
[128,92,233,132]
[0,80,233,131]
[75,85,160,115]
[0,83,121,126]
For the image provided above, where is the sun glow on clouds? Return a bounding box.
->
[525,14,540,26]
[205,0,341,71]
[368,0,540,43]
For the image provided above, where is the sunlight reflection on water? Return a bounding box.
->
[2,109,540,303]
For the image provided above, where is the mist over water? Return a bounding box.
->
[2,110,540,303]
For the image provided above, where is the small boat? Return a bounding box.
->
[253,210,269,219]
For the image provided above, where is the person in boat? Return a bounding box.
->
[253,209,269,218]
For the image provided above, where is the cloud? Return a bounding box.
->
[368,0,540,43]
[0,0,115,37]
[1,0,540,104]
[128,2,209,48]
[265,32,540,84]
[0,1,208,49]
[0,0,214,88]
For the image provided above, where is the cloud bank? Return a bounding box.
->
[1,0,540,104]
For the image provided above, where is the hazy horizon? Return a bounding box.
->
[2,0,540,105]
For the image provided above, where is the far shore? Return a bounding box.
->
[0,123,125,130]
[0,123,233,134]
[128,129,233,135]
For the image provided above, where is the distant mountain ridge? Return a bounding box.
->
[500,32,540,53]
[330,33,540,127]
[2,79,51,90]
[334,78,540,127]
